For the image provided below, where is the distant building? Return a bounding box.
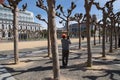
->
[0,5,42,40]
[63,22,95,37]
[57,27,65,38]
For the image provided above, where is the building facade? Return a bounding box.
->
[0,5,42,41]
[64,23,94,37]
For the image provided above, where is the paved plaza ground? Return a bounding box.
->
[0,38,120,80]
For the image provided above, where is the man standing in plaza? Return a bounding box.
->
[61,34,71,68]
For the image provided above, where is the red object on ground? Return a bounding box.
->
[62,34,67,38]
[0,0,4,4]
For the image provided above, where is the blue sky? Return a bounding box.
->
[10,0,120,29]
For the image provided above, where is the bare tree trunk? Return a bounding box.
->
[102,16,106,57]
[99,25,101,44]
[66,20,69,36]
[86,14,92,67]
[105,27,108,43]
[109,21,113,53]
[47,0,60,80]
[47,25,51,57]
[13,7,19,64]
[94,24,96,45]
[84,0,93,67]
[114,22,117,49]
[78,22,81,49]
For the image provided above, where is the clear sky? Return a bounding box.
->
[13,0,120,29]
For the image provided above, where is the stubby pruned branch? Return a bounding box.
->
[84,0,94,11]
[16,0,22,5]
[56,12,66,21]
[36,14,48,24]
[2,0,26,11]
[2,3,13,9]
[105,0,116,19]
[115,12,120,22]
[36,0,48,12]
[93,2,104,10]
[67,2,76,17]
[56,4,67,17]
[74,13,83,22]
[22,3,27,11]
[8,0,22,7]
[56,1,76,24]
[89,0,94,9]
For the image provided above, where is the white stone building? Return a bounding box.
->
[0,5,42,40]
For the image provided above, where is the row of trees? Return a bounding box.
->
[1,0,120,80]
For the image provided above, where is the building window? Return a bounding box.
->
[8,32,11,37]
[9,25,11,30]
[20,26,22,30]
[2,32,5,37]
[2,24,4,29]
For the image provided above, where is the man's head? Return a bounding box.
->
[62,34,67,38]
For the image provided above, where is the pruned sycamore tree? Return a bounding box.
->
[93,2,108,57]
[1,0,27,64]
[105,0,116,52]
[71,13,83,49]
[92,14,97,46]
[56,2,76,36]
[84,0,94,67]
[47,0,60,80]
[36,0,52,58]
[74,13,83,49]
[97,20,102,44]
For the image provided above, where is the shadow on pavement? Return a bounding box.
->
[83,69,120,80]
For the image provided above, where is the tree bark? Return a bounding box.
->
[102,15,106,57]
[94,24,96,45]
[109,20,113,53]
[86,14,92,67]
[114,22,117,49]
[47,24,51,57]
[99,25,101,44]
[78,22,81,49]
[105,27,108,43]
[84,0,92,67]
[13,7,19,64]
[47,0,60,80]
[66,19,69,36]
